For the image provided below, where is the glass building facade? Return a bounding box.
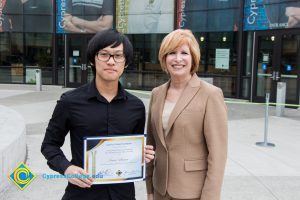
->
[0,0,299,105]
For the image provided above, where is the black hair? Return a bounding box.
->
[87,29,133,75]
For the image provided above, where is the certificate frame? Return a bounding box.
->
[83,134,146,184]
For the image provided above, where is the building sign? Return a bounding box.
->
[262,53,269,63]
[56,0,67,33]
[56,0,113,33]
[244,0,300,30]
[286,64,292,72]
[215,49,230,70]
[116,0,174,34]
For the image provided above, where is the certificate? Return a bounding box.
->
[83,135,145,184]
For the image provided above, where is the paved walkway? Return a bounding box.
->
[0,84,300,200]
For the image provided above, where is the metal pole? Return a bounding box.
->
[264,93,269,144]
[256,93,275,147]
[64,34,67,88]
[35,69,42,91]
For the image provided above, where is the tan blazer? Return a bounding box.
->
[146,74,228,200]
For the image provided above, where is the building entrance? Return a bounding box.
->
[253,30,300,105]
[66,35,93,88]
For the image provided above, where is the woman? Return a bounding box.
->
[146,29,228,200]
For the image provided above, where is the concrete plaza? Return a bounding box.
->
[0,84,300,200]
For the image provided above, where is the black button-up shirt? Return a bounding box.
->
[41,80,145,200]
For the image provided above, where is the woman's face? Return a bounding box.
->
[165,44,192,79]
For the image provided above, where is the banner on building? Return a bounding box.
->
[116,0,174,34]
[244,0,300,30]
[1,0,53,33]
[177,0,239,32]
[56,0,113,34]
[0,0,7,32]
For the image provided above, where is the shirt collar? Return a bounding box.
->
[86,79,128,102]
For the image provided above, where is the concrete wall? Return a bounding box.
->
[0,105,26,191]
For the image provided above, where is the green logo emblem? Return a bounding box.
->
[8,162,36,190]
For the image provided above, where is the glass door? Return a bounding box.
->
[280,33,300,105]
[253,33,277,102]
[66,35,93,87]
[253,31,300,105]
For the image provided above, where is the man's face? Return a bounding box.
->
[94,43,126,83]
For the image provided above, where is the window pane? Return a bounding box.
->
[24,33,53,84]
[0,33,24,83]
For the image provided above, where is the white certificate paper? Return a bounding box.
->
[83,135,145,184]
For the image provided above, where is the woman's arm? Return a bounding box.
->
[146,90,156,196]
[201,88,228,200]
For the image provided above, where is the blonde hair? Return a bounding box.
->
[159,29,201,74]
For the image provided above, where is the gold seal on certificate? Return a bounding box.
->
[83,135,145,184]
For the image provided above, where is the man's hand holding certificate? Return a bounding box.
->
[84,135,154,184]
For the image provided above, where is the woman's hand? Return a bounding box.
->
[144,145,155,163]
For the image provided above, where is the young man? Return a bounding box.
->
[41,29,155,200]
